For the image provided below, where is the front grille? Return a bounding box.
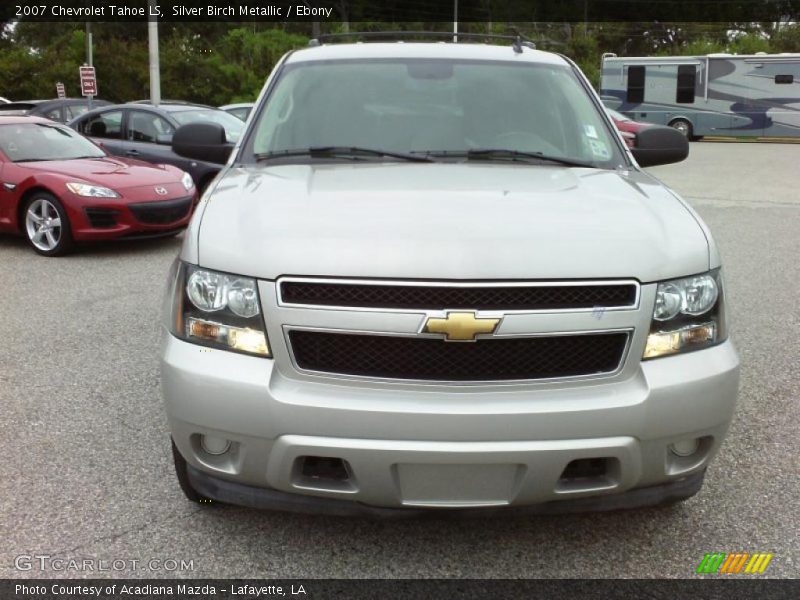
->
[128,196,192,225]
[280,281,637,310]
[84,208,119,229]
[289,330,629,381]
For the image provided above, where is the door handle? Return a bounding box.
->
[126,150,139,156]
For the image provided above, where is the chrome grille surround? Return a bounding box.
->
[274,277,642,385]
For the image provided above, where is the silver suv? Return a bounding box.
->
[161,36,739,515]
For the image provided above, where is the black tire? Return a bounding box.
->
[669,118,694,140]
[22,192,74,256]
[171,438,214,505]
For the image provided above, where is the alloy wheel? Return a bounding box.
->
[25,198,62,252]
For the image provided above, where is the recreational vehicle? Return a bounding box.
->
[600,52,800,139]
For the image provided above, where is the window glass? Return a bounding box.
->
[0,123,105,161]
[171,109,243,142]
[66,104,89,120]
[248,59,622,168]
[627,66,645,104]
[676,65,696,103]
[43,108,63,122]
[128,111,175,143]
[79,110,123,139]
[230,107,250,121]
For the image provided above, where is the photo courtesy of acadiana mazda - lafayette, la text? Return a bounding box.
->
[160,33,740,516]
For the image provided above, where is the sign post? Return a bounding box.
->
[56,82,65,99]
[79,64,96,110]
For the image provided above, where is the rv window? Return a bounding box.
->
[775,74,794,84]
[627,66,645,104]
[676,65,696,104]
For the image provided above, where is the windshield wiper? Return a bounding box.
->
[418,149,594,168]
[255,146,434,163]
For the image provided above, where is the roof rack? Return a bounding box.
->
[309,31,536,52]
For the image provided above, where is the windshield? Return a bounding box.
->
[172,109,244,142]
[0,123,105,162]
[245,58,623,167]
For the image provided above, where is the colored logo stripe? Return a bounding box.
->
[745,553,773,574]
[697,553,726,574]
[719,553,749,573]
[697,552,773,574]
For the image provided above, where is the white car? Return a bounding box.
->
[160,35,739,515]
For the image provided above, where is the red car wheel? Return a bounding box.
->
[23,192,74,256]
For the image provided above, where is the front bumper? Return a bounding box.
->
[187,462,706,517]
[161,335,739,512]
[67,195,194,240]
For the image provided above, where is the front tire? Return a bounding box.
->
[23,193,74,256]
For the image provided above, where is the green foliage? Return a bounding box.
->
[728,32,772,55]
[2,22,800,103]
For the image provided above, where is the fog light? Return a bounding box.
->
[201,435,231,455]
[669,438,700,457]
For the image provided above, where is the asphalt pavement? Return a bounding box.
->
[1,142,798,578]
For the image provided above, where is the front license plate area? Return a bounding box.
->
[395,463,524,508]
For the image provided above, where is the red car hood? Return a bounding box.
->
[613,118,649,135]
[21,156,182,189]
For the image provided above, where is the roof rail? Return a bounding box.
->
[309,31,535,52]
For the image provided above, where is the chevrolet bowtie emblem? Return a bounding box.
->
[423,311,500,342]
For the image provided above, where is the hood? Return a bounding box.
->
[196,163,709,282]
[23,156,181,190]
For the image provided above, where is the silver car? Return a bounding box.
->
[160,38,739,515]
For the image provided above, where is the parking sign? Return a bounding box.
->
[56,82,65,99]
[80,65,97,97]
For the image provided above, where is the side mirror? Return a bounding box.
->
[632,125,689,167]
[173,122,232,164]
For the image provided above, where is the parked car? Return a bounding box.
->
[0,116,196,256]
[128,99,214,108]
[219,102,254,121]
[161,37,738,515]
[0,98,111,123]
[69,103,243,192]
[606,108,650,148]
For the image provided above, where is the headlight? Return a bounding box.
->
[643,270,727,359]
[181,171,194,191]
[653,274,718,320]
[167,262,270,357]
[66,182,120,198]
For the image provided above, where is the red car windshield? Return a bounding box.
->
[0,122,105,162]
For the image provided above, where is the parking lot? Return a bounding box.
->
[1,142,798,579]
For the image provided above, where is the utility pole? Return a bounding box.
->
[453,0,458,42]
[85,23,93,109]
[147,0,161,107]
[304,2,320,38]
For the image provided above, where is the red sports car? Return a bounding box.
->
[0,116,196,256]
[606,108,650,149]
